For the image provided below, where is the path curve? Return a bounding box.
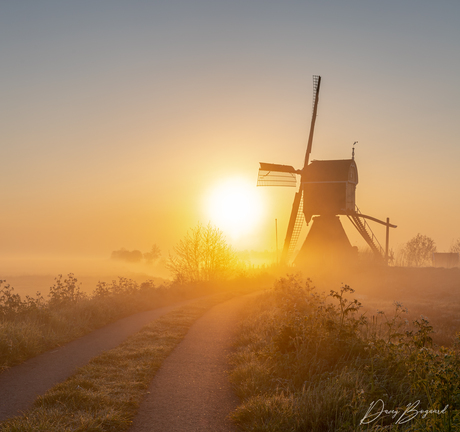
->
[0,296,209,421]
[129,292,258,432]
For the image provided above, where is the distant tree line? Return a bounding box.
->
[451,238,460,254]
[396,234,460,267]
[399,233,436,267]
[110,245,161,264]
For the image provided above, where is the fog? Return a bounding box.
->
[0,255,170,298]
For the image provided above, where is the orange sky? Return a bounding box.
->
[1,1,460,277]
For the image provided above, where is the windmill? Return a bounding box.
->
[257,76,396,267]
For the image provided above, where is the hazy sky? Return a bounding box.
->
[1,1,459,268]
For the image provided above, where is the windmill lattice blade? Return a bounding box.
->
[257,171,297,187]
[259,162,297,173]
[257,163,298,187]
[287,192,304,261]
[280,190,303,264]
[311,75,320,114]
[303,75,322,169]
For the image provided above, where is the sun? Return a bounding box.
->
[205,177,263,241]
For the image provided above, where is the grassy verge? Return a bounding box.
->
[229,274,460,431]
[0,273,269,371]
[0,291,236,431]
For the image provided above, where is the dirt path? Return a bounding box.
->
[0,297,208,422]
[129,292,258,432]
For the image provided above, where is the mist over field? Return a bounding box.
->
[0,255,168,297]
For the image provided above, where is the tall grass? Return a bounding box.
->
[0,292,235,432]
[0,273,263,371]
[229,274,460,431]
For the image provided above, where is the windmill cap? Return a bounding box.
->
[303,159,358,183]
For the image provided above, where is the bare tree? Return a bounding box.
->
[401,233,436,267]
[167,223,237,283]
[450,238,460,254]
[144,244,161,264]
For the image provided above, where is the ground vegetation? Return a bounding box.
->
[0,293,234,431]
[0,273,220,371]
[229,274,460,431]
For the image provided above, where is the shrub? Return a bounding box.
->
[229,274,460,431]
[0,274,185,370]
[48,274,86,308]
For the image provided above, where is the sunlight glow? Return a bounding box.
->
[205,177,264,241]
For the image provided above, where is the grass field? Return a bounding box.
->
[0,291,237,431]
[2,265,459,431]
[0,272,271,372]
[229,267,460,431]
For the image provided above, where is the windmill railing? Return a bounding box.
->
[357,205,385,254]
[347,206,386,259]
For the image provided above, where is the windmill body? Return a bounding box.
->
[294,214,355,267]
[296,158,359,267]
[257,76,396,267]
[302,158,358,224]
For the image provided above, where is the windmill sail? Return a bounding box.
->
[257,163,298,187]
[287,192,304,260]
[303,75,321,169]
[280,75,322,264]
[280,190,303,263]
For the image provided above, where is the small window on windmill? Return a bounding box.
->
[257,163,298,187]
